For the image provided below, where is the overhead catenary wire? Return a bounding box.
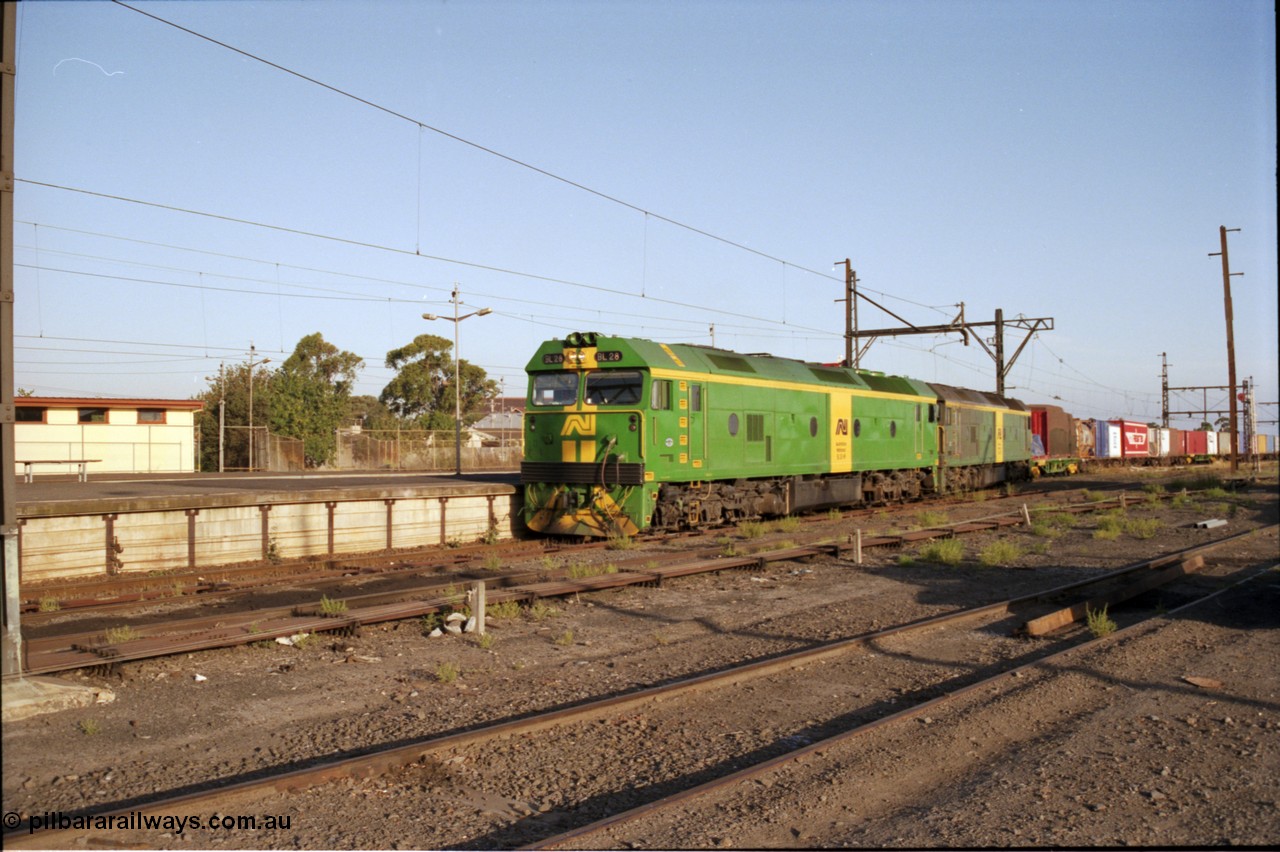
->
[13,7,1217,414]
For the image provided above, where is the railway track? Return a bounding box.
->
[6,526,1271,849]
[18,477,1098,616]
[14,488,1168,677]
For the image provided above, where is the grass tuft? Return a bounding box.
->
[915,510,950,528]
[104,625,139,645]
[917,539,964,566]
[435,661,459,683]
[978,539,1022,567]
[1086,604,1117,638]
[528,600,558,622]
[772,516,802,533]
[1124,518,1162,539]
[486,600,522,620]
[319,595,348,617]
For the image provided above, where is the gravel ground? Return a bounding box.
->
[3,463,1278,849]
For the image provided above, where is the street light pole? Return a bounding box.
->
[423,286,491,476]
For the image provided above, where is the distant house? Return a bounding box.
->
[14,397,205,477]
[473,397,524,447]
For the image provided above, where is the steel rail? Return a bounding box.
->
[530,554,1280,850]
[12,495,1257,676]
[5,527,1270,848]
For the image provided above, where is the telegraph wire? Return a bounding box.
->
[108,0,950,316]
[18,179,836,329]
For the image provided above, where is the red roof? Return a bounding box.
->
[16,397,205,410]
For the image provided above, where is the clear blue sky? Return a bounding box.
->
[11,0,1278,431]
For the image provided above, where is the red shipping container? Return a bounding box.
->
[1186,430,1209,456]
[1169,427,1185,457]
[1113,420,1150,458]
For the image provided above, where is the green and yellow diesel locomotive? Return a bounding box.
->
[521,332,1030,537]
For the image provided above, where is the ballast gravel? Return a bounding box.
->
[2,464,1277,849]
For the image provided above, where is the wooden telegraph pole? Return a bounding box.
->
[1209,226,1242,473]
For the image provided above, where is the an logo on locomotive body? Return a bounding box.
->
[835,418,850,436]
[561,414,597,437]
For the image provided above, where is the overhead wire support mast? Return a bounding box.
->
[852,308,1053,397]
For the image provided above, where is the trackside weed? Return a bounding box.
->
[915,510,950,528]
[605,535,635,551]
[528,600,558,622]
[1086,604,1117,638]
[435,661,459,683]
[773,516,802,533]
[978,540,1022,567]
[104,625,139,644]
[918,539,964,566]
[319,595,347,617]
[1124,518,1162,539]
[486,600,522,620]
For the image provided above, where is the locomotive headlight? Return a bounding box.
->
[629,414,639,432]
[528,416,536,430]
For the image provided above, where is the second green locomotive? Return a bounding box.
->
[521,332,1030,537]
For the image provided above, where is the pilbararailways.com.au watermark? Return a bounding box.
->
[5,810,292,836]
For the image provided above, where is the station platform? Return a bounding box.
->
[13,470,522,586]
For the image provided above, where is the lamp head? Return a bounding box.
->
[422,313,438,321]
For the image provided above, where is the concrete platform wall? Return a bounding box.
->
[18,491,517,584]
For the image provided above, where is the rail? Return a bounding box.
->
[6,528,1271,848]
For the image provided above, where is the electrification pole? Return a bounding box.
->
[1209,226,1242,473]
[1160,352,1169,428]
[834,259,856,368]
[2,1,20,677]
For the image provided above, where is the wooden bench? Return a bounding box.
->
[18,460,101,483]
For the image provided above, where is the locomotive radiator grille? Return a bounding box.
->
[521,461,646,486]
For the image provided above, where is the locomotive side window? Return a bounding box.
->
[689,384,702,412]
[585,370,643,405]
[853,418,861,437]
[651,379,672,410]
[728,413,739,436]
[531,373,579,406]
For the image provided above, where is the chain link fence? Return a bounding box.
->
[335,428,521,472]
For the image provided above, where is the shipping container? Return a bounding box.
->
[1095,420,1121,458]
[1216,431,1232,456]
[1198,430,1215,456]
[1030,405,1076,458]
[1169,427,1185,458]
[1153,427,1173,458]
[1075,419,1096,458]
[1113,420,1150,459]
